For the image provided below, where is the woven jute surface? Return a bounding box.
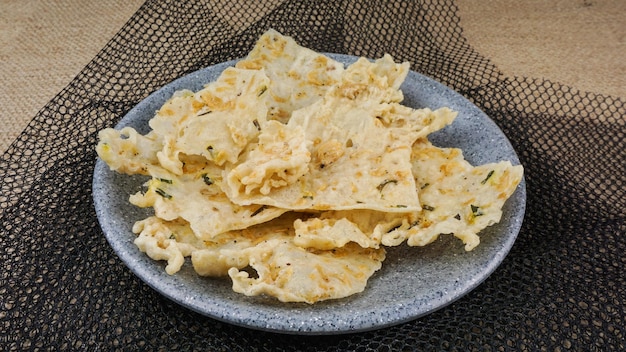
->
[0,1,624,350]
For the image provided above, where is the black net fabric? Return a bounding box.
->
[1,0,624,350]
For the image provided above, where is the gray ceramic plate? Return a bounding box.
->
[93,54,526,335]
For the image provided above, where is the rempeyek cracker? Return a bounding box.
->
[295,139,524,253]
[235,28,345,123]
[95,29,523,304]
[134,213,386,303]
[128,165,288,240]
[150,67,270,173]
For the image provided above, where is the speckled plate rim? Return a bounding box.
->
[93,54,526,335]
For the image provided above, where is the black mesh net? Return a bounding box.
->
[1,0,624,350]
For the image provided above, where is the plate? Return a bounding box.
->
[92,54,526,334]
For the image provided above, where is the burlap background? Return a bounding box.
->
[1,0,624,154]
